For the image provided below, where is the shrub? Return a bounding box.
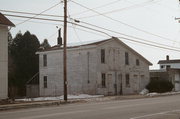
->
[146,79,173,93]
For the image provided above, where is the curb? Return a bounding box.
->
[0,100,83,111]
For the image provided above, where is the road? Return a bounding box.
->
[1,95,180,119]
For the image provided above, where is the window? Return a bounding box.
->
[101,49,105,63]
[43,54,47,67]
[160,65,164,69]
[44,76,47,88]
[166,65,171,69]
[102,73,106,87]
[125,52,129,65]
[136,59,140,66]
[125,74,130,87]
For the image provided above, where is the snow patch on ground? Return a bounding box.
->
[146,91,180,97]
[15,94,104,101]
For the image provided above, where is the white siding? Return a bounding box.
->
[0,26,8,99]
[160,63,180,70]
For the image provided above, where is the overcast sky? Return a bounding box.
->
[1,0,180,69]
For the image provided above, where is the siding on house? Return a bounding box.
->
[0,13,14,100]
[37,38,151,96]
[0,26,8,99]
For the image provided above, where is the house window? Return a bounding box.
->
[125,52,129,65]
[160,65,164,69]
[101,49,105,63]
[44,76,47,88]
[43,54,47,67]
[126,74,130,87]
[136,59,140,66]
[102,73,106,87]
[166,65,171,69]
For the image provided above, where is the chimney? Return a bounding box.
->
[166,55,169,60]
[57,28,62,46]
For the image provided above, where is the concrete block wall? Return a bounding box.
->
[38,39,150,96]
[96,40,150,95]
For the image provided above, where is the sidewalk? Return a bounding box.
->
[0,92,179,111]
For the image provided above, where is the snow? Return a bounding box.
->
[146,91,180,97]
[15,94,104,102]
[139,89,149,95]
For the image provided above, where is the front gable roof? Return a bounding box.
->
[0,13,15,27]
[37,37,152,65]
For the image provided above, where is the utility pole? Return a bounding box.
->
[63,0,68,101]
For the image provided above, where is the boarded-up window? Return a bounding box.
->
[43,54,47,67]
[125,52,129,65]
[126,74,130,87]
[44,76,47,88]
[101,49,105,63]
[136,59,140,66]
[102,73,106,87]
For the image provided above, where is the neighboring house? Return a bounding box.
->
[36,37,152,96]
[0,13,15,99]
[150,55,180,91]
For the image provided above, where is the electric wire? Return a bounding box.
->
[2,9,180,44]
[71,0,179,44]
[15,2,61,26]
[77,0,155,19]
[74,19,180,50]
[71,0,122,16]
[0,9,64,18]
[4,13,180,52]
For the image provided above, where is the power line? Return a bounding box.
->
[0,9,64,18]
[71,0,179,44]
[15,2,61,26]
[3,8,179,44]
[74,19,180,50]
[118,36,180,52]
[5,13,111,37]
[4,14,64,23]
[4,13,180,52]
[71,0,122,16]
[77,0,155,19]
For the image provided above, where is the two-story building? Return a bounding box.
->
[37,37,152,96]
[0,13,15,99]
[150,55,180,91]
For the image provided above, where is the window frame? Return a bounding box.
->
[43,54,47,67]
[125,52,129,65]
[125,74,130,88]
[136,59,140,66]
[43,76,48,88]
[101,49,105,64]
[101,73,106,88]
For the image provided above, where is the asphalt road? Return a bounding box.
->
[1,95,180,119]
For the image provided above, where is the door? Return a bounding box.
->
[107,74,114,95]
[175,73,180,91]
[118,74,123,95]
[133,75,139,93]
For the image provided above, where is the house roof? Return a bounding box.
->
[158,60,180,64]
[38,38,111,52]
[0,13,15,27]
[37,37,152,65]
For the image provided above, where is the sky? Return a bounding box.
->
[1,0,180,69]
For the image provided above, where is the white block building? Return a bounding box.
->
[37,37,152,96]
[0,13,14,99]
